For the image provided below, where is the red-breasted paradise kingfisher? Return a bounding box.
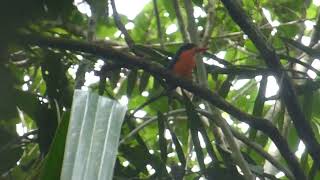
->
[129,43,208,117]
[168,43,208,79]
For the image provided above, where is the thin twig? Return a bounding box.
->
[119,109,185,144]
[183,0,198,43]
[152,0,164,49]
[110,0,134,49]
[201,0,216,47]
[279,54,320,75]
[231,129,294,180]
[211,18,314,40]
[172,0,189,42]
[0,129,39,153]
[74,4,97,89]
[208,108,255,180]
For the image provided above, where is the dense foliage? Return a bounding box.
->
[1,0,320,179]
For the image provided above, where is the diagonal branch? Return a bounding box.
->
[279,54,320,75]
[110,0,134,49]
[20,34,305,179]
[221,0,320,166]
[200,109,294,180]
[230,129,294,180]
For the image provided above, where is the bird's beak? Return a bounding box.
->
[195,47,208,53]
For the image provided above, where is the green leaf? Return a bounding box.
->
[244,40,258,53]
[230,80,258,112]
[14,89,42,120]
[96,20,117,39]
[302,80,313,121]
[109,68,121,89]
[307,3,318,18]
[161,0,175,20]
[157,112,167,163]
[311,121,320,142]
[139,71,150,93]
[248,76,268,148]
[119,144,149,174]
[197,124,218,162]
[0,127,23,174]
[125,120,169,177]
[114,157,140,178]
[14,88,58,155]
[183,92,206,172]
[287,125,299,151]
[40,112,69,180]
[0,66,18,120]
[127,69,138,98]
[166,123,186,167]
[148,88,169,113]
[192,0,203,7]
[98,76,106,95]
[312,165,320,180]
[278,25,300,39]
[206,164,245,180]
[131,2,154,42]
[41,51,72,108]
[312,91,320,118]
[39,112,69,180]
[9,143,40,180]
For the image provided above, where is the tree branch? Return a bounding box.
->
[172,0,189,42]
[120,109,186,144]
[152,0,164,49]
[20,34,305,179]
[183,0,198,43]
[110,0,134,49]
[230,129,294,180]
[74,5,97,89]
[279,54,320,75]
[221,0,320,167]
[201,0,216,47]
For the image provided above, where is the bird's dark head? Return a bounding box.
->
[175,43,208,58]
[167,43,208,70]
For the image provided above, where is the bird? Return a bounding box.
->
[168,43,208,80]
[128,43,208,118]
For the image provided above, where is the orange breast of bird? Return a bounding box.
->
[172,50,196,79]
